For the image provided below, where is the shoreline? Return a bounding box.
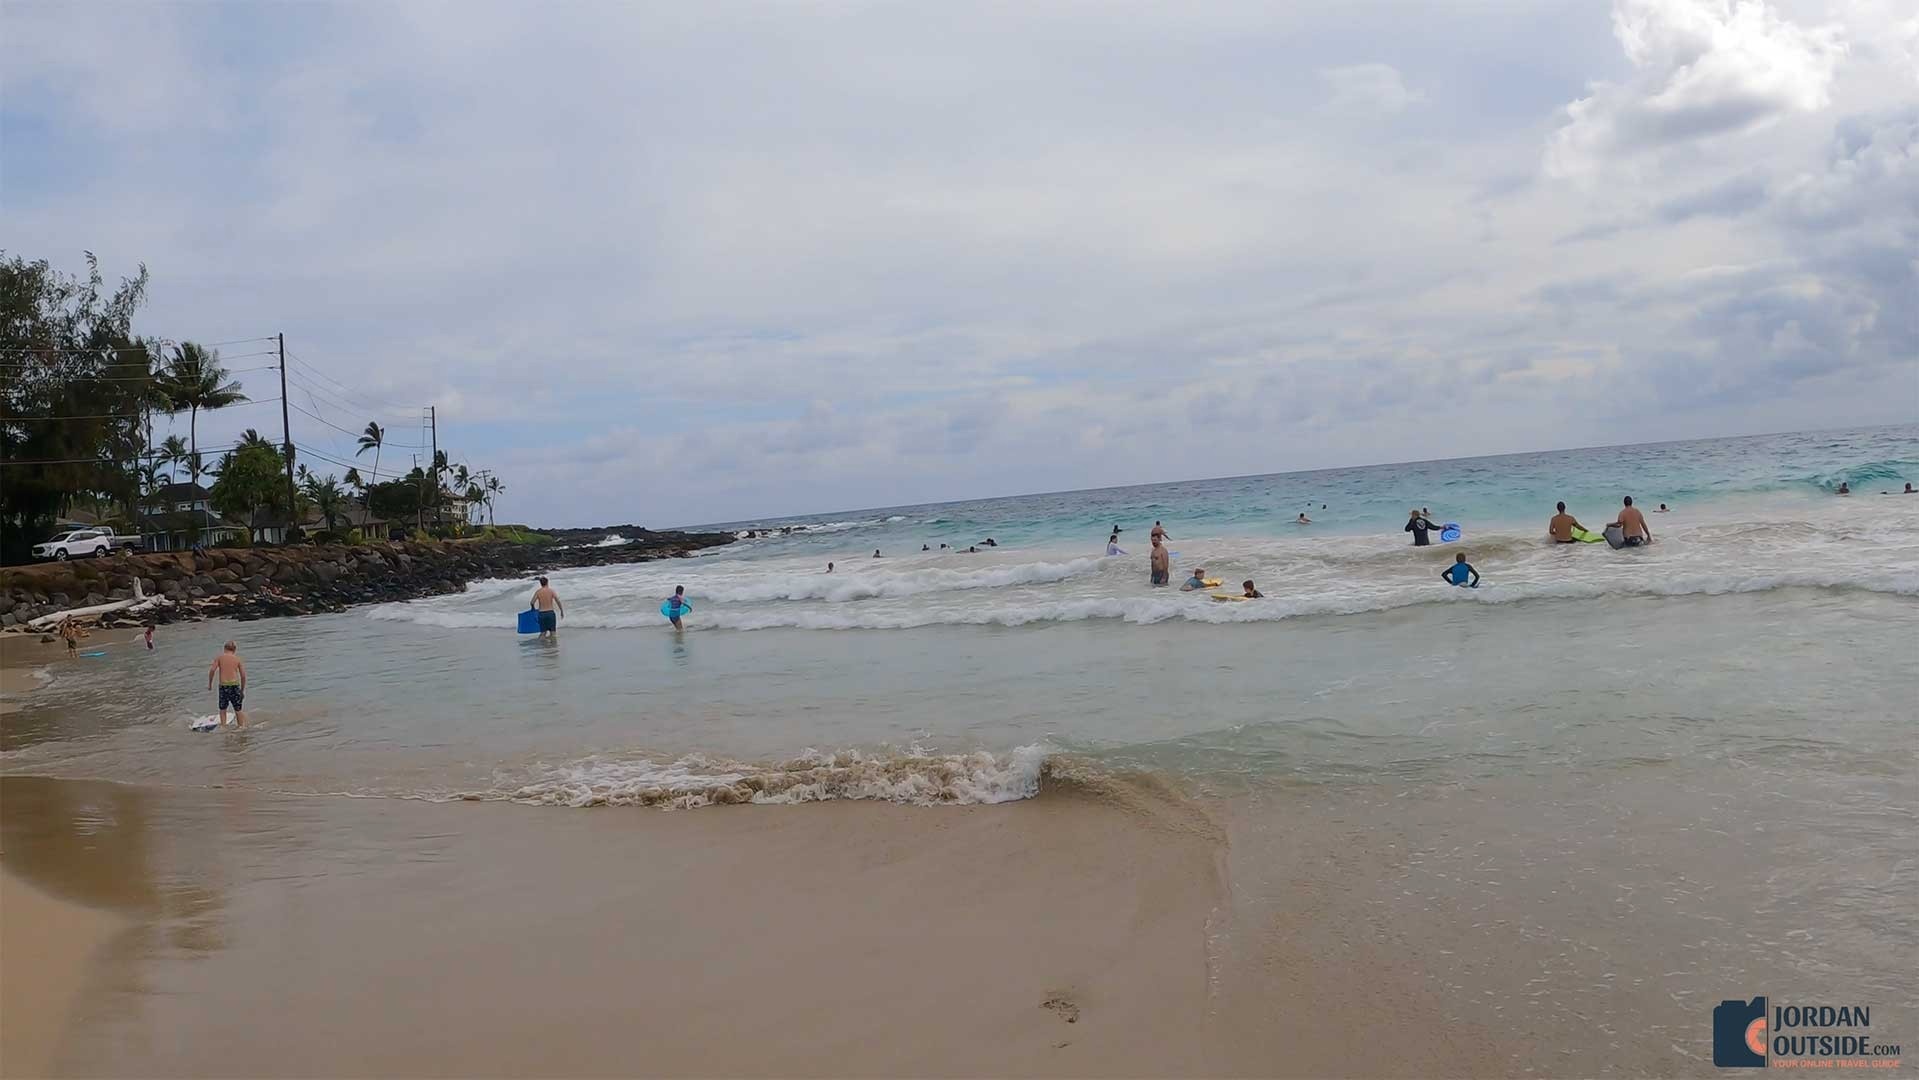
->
[0,530,734,635]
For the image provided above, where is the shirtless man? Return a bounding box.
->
[1548,501,1585,543]
[208,640,247,727]
[530,576,563,638]
[1149,536,1171,586]
[1609,496,1652,546]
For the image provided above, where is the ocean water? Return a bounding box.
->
[6,424,1916,1069]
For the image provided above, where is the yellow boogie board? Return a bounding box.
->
[1209,592,1250,602]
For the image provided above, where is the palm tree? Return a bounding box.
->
[483,475,503,527]
[302,474,349,533]
[238,428,276,453]
[157,434,190,482]
[164,343,247,543]
[356,421,385,485]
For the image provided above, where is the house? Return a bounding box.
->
[138,483,245,550]
[250,504,396,544]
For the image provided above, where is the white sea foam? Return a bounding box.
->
[480,744,1051,808]
[369,499,1919,633]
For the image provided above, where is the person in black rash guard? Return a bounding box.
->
[1405,509,1441,546]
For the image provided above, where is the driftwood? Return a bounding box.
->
[25,581,169,631]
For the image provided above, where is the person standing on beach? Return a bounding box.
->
[1548,502,1584,543]
[60,618,79,656]
[530,576,563,639]
[209,640,247,727]
[1405,509,1441,546]
[1149,536,1170,586]
[1609,497,1653,546]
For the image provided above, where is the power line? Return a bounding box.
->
[283,369,422,422]
[285,400,429,448]
[284,351,423,416]
[3,398,282,422]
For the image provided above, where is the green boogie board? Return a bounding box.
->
[1567,526,1607,544]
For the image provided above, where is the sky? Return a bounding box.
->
[4,0,1915,527]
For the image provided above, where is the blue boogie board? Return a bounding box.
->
[661,599,691,621]
[1439,523,1461,543]
[517,609,542,634]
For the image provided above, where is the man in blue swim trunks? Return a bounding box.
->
[530,576,563,638]
[208,639,248,727]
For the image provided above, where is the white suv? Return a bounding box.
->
[32,529,113,560]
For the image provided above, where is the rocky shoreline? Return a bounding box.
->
[0,529,735,632]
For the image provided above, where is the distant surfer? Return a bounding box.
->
[664,586,688,630]
[1181,567,1208,592]
[1242,579,1263,598]
[530,576,563,638]
[1149,537,1170,586]
[1608,496,1653,546]
[209,640,247,727]
[982,538,997,547]
[1441,553,1480,588]
[1405,509,1441,546]
[922,544,930,551]
[1548,502,1585,543]
[1656,503,1670,512]
[1296,513,1311,524]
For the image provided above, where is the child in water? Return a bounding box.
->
[1441,553,1480,589]
[1242,579,1263,598]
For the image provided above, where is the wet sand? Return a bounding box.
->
[0,775,1251,1078]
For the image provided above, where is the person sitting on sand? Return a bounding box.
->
[530,577,563,639]
[1296,513,1311,524]
[1149,537,1170,586]
[1549,501,1584,543]
[1441,553,1480,588]
[209,640,247,727]
[1609,496,1652,546]
[1242,579,1263,598]
[1181,567,1208,592]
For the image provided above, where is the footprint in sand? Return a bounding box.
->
[1041,995,1079,1023]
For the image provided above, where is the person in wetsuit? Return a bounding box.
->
[1405,509,1441,546]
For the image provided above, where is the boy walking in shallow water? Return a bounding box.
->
[209,640,248,727]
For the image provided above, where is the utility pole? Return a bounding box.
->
[278,333,298,543]
[428,405,438,532]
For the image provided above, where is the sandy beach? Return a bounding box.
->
[1,773,1253,1078]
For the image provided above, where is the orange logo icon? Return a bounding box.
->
[1745,1015,1768,1057]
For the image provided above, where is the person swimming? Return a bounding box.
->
[1296,513,1311,524]
[826,562,834,573]
[1180,567,1207,592]
[1837,482,1851,495]
[1242,579,1262,598]
[1441,553,1480,588]
[874,549,883,558]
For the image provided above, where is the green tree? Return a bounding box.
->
[301,473,349,533]
[157,433,190,481]
[208,444,285,539]
[356,421,385,484]
[162,342,247,541]
[483,475,504,527]
[0,252,153,562]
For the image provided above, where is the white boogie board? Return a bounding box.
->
[1603,524,1627,549]
[190,716,220,732]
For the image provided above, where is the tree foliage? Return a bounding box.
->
[0,252,157,562]
[208,444,287,531]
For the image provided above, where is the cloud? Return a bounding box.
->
[2,1,1914,526]
[1320,63,1424,114]
[1546,0,1846,177]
